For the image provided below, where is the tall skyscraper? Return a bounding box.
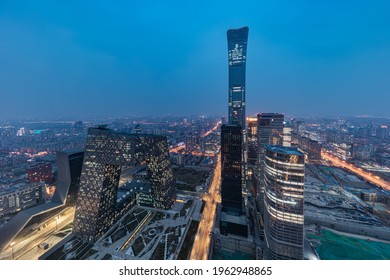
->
[220,125,243,215]
[73,127,175,242]
[257,113,284,214]
[227,26,248,128]
[218,27,249,238]
[263,145,305,260]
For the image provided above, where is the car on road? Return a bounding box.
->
[38,242,50,250]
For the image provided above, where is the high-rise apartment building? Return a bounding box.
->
[263,145,304,260]
[73,127,175,242]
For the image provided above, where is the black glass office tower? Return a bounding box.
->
[227,26,248,129]
[221,125,243,215]
[73,127,175,242]
[263,145,304,260]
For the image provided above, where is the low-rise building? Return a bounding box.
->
[0,182,45,218]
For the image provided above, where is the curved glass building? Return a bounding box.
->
[263,145,305,260]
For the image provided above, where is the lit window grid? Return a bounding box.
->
[263,146,305,260]
[73,128,175,242]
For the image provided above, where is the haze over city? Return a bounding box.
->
[1,0,390,119]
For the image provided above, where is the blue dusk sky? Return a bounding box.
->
[0,1,389,119]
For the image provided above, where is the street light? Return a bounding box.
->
[10,242,15,260]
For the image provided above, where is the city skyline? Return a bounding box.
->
[1,1,390,264]
[1,1,390,119]
[0,64,390,262]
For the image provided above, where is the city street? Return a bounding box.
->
[0,208,74,260]
[190,154,221,260]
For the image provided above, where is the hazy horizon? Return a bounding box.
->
[2,113,390,123]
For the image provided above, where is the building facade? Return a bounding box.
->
[257,113,284,149]
[294,135,322,161]
[0,183,45,218]
[55,149,85,207]
[227,26,249,129]
[73,127,175,242]
[263,145,305,260]
[247,116,258,165]
[220,125,243,215]
[257,113,284,214]
[283,126,292,147]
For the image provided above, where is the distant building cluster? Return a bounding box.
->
[26,162,52,183]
